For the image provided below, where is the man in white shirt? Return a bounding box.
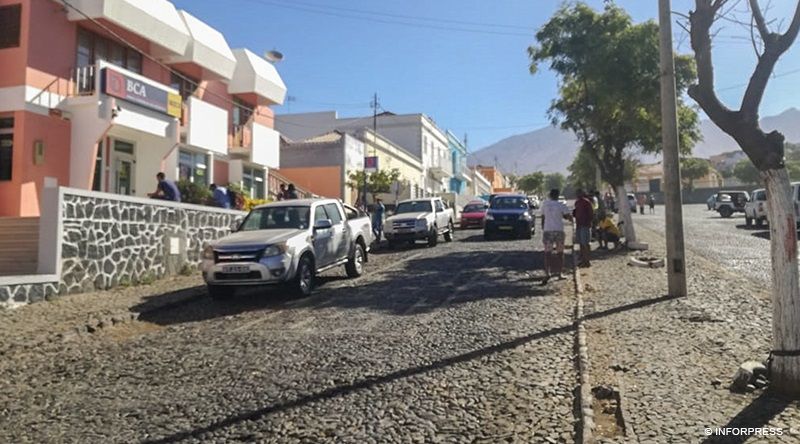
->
[540,188,573,283]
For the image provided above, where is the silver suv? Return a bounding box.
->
[201,199,373,299]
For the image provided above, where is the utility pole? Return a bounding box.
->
[658,0,687,297]
[363,92,379,210]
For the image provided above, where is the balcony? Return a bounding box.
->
[181,96,228,155]
[229,121,280,168]
[65,0,190,56]
[228,49,287,105]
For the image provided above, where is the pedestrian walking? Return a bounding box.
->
[648,194,655,214]
[573,189,594,268]
[372,198,385,243]
[637,194,646,215]
[540,188,573,284]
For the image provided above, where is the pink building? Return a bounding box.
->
[0,0,287,216]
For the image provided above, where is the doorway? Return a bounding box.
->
[111,139,136,195]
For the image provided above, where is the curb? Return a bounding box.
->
[572,242,595,444]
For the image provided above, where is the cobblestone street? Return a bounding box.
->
[0,230,579,443]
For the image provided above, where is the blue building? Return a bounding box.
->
[447,131,470,196]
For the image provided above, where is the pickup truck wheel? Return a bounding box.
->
[719,207,733,218]
[208,285,231,301]
[521,226,533,240]
[293,255,315,297]
[443,222,454,242]
[427,228,438,247]
[346,243,365,278]
[756,217,765,227]
[745,216,753,227]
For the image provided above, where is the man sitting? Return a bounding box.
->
[597,211,623,250]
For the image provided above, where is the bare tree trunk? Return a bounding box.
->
[763,168,800,395]
[616,185,637,244]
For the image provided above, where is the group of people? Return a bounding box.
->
[146,172,302,208]
[637,193,656,215]
[539,188,623,284]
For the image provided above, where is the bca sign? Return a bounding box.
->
[364,156,379,173]
[103,68,182,118]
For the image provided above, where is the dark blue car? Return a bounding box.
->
[484,194,535,240]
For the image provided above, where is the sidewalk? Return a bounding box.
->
[579,225,800,443]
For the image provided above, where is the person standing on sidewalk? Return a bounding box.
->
[540,188,572,284]
[647,194,655,214]
[574,189,594,268]
[372,198,385,243]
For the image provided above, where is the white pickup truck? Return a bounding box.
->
[745,188,768,227]
[201,199,373,299]
[383,197,455,248]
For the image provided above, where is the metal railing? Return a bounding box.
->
[72,65,97,96]
[230,123,253,149]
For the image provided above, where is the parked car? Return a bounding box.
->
[745,188,768,227]
[460,200,489,229]
[484,194,535,240]
[715,191,750,218]
[383,197,455,248]
[201,199,373,299]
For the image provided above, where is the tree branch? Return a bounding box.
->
[749,0,771,39]
[777,0,800,50]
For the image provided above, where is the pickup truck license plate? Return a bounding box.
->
[498,226,513,231]
[223,265,250,274]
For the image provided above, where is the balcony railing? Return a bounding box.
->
[72,65,98,96]
[230,123,253,149]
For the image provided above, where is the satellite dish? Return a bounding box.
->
[265,50,284,63]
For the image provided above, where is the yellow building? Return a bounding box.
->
[355,128,424,204]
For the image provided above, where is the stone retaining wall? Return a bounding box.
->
[1,187,245,308]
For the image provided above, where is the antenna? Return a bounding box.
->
[265,50,284,64]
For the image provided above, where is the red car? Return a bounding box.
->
[460,201,489,229]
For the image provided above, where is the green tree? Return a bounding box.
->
[529,3,700,243]
[732,159,760,185]
[348,169,402,203]
[544,172,566,193]
[567,147,597,191]
[680,157,711,191]
[517,172,545,194]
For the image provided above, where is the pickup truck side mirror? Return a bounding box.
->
[314,219,333,231]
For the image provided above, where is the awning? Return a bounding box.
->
[159,11,236,81]
[65,0,190,56]
[228,49,287,105]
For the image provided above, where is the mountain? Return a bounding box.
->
[468,108,800,175]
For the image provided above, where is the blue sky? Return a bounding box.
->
[171,0,800,151]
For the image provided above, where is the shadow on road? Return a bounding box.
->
[133,248,572,326]
[701,391,795,444]
[139,292,679,444]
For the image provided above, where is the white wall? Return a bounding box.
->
[251,123,280,168]
[186,96,228,154]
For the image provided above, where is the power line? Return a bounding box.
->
[263,0,533,31]
[238,0,532,37]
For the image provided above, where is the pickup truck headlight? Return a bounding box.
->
[263,244,287,257]
[202,245,214,260]
[485,213,494,221]
[519,212,532,220]
[415,219,428,229]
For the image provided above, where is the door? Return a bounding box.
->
[434,199,448,230]
[324,203,349,261]
[111,140,136,195]
[312,205,334,267]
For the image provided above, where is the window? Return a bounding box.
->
[314,205,328,223]
[0,4,21,49]
[170,72,199,101]
[76,28,142,73]
[324,204,343,225]
[242,165,265,199]
[232,98,253,127]
[0,117,12,181]
[92,141,104,191]
[178,150,208,186]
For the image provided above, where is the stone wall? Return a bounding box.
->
[1,187,244,308]
[59,191,244,294]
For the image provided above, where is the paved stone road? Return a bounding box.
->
[0,229,579,443]
[635,204,773,286]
